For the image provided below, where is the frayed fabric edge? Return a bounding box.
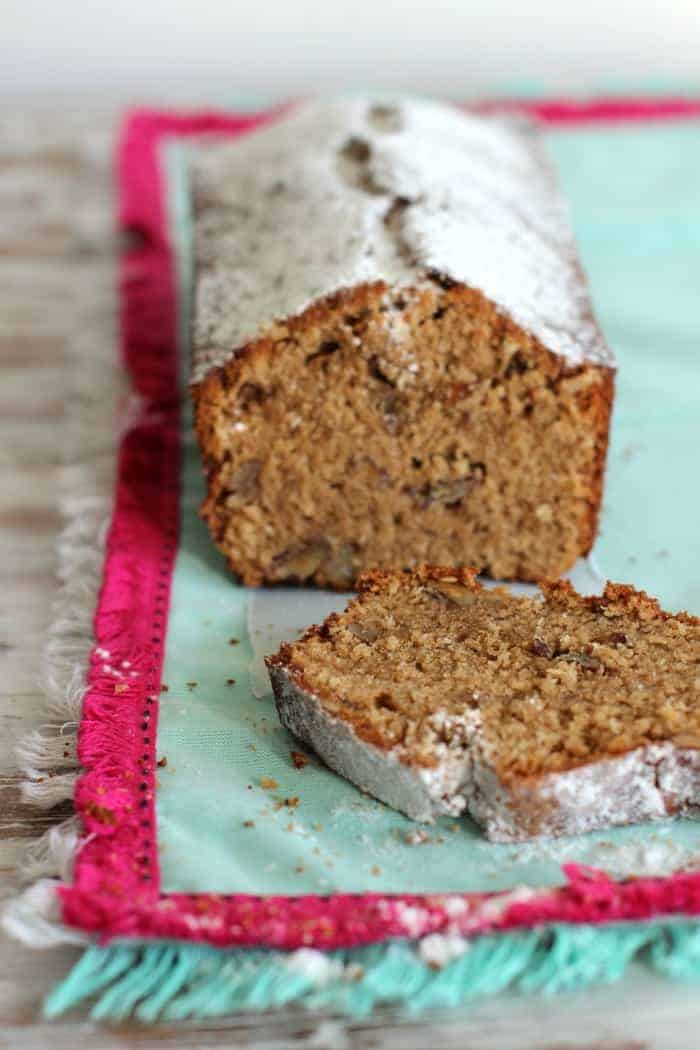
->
[1,278,125,950]
[42,921,700,1022]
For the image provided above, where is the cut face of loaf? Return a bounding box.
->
[192,98,615,587]
[266,569,700,842]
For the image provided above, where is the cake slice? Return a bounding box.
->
[191,97,615,588]
[266,568,700,841]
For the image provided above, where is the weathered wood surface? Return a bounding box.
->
[1,98,698,1049]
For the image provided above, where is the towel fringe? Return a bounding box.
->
[2,263,124,948]
[43,922,700,1021]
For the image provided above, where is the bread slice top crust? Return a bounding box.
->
[267,568,700,786]
[191,96,613,385]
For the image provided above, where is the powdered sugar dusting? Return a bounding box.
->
[594,835,700,878]
[463,739,700,844]
[418,931,470,968]
[441,895,469,918]
[191,97,611,383]
[495,824,700,880]
[285,948,345,985]
[477,885,539,921]
[392,902,427,938]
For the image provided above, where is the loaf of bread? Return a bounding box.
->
[267,568,700,841]
[191,97,615,587]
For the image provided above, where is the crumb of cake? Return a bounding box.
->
[114,683,129,694]
[295,864,305,874]
[291,749,309,770]
[227,678,236,685]
[273,795,300,812]
[247,743,257,751]
[160,684,169,693]
[406,829,430,846]
[370,864,382,877]
[405,828,444,846]
[260,776,279,790]
[243,820,255,828]
[84,801,118,825]
[229,638,240,646]
[157,755,168,768]
[313,822,323,832]
[186,681,198,690]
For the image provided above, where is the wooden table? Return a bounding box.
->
[1,97,698,1049]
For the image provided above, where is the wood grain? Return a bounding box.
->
[0,97,697,1049]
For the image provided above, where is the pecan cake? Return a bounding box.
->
[191,97,615,587]
[267,568,700,841]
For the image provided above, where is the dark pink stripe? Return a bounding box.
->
[478,95,700,124]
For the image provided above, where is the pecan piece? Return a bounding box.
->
[347,622,379,644]
[273,540,330,580]
[425,581,477,607]
[558,650,601,671]
[224,459,261,507]
[531,637,553,659]
[323,543,357,587]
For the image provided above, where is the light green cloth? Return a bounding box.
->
[156,120,700,896]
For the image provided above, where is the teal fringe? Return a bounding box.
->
[44,922,700,1022]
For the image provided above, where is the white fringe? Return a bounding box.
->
[41,492,112,724]
[21,772,80,810]
[16,730,79,771]
[3,254,125,949]
[2,817,93,948]
[22,817,85,884]
[3,880,89,949]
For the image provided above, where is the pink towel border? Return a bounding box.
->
[58,97,700,948]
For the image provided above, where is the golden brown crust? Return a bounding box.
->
[540,577,700,626]
[266,636,395,755]
[578,366,615,556]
